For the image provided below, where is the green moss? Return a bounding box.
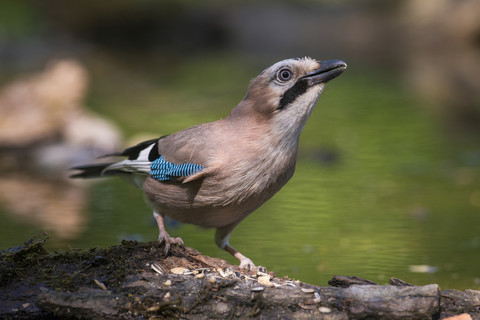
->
[0,234,165,293]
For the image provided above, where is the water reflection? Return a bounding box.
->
[0,60,122,246]
[0,174,87,240]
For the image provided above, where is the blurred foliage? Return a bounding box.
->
[0,1,38,37]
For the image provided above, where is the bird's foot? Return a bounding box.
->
[224,244,257,271]
[158,233,184,255]
[238,256,256,271]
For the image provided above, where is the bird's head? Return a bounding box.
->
[230,57,347,138]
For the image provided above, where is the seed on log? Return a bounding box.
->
[319,307,332,313]
[171,267,187,275]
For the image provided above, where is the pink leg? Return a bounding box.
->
[153,211,184,254]
[215,223,256,270]
[224,244,256,271]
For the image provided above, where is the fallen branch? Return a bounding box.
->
[1,234,479,319]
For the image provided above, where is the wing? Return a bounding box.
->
[71,119,222,185]
[71,135,208,184]
[154,122,220,182]
[150,156,204,181]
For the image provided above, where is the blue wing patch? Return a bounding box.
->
[150,156,204,181]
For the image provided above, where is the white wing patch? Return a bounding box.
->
[103,160,152,175]
[136,143,155,161]
[102,142,156,175]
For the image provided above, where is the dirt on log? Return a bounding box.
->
[1,234,479,320]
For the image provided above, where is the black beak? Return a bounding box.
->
[302,60,347,86]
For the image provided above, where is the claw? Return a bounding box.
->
[158,233,184,255]
[154,211,184,255]
[239,257,256,271]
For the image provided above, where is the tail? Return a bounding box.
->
[70,163,115,178]
[69,137,160,181]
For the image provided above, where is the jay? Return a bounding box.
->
[71,57,347,269]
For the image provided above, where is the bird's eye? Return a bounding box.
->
[277,68,293,82]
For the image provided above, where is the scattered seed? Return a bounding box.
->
[319,307,332,313]
[94,279,107,291]
[217,268,226,278]
[195,273,205,279]
[170,267,187,275]
[257,271,269,277]
[163,280,172,286]
[258,275,273,287]
[251,286,265,292]
[164,292,171,299]
[147,305,160,312]
[301,288,315,293]
[151,263,165,274]
[22,303,30,309]
[217,267,233,278]
[209,277,216,284]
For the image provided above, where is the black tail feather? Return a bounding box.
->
[70,163,114,178]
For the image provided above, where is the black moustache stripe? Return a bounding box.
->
[278,80,308,110]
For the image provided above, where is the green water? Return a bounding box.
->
[1,58,479,290]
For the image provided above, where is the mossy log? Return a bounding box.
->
[1,234,479,319]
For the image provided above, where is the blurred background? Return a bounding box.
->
[1,0,479,289]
